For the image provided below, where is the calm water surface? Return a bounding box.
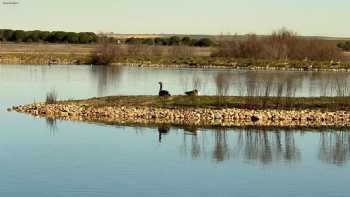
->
[1,65,350,197]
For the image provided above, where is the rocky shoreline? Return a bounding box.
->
[10,102,350,129]
[114,62,350,72]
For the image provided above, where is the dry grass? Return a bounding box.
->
[343,52,350,61]
[0,43,212,57]
[0,43,95,55]
[62,95,350,111]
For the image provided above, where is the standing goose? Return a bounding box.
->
[158,82,171,97]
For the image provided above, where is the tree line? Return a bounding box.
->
[0,29,215,47]
[337,41,350,51]
[0,29,98,43]
[123,36,215,47]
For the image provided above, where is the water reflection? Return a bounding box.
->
[44,118,350,166]
[213,71,304,97]
[178,127,350,165]
[319,131,350,165]
[46,117,58,135]
[90,66,123,96]
[3,65,350,97]
[176,69,350,97]
[239,130,301,164]
[158,125,170,143]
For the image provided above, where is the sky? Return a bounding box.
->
[0,0,349,37]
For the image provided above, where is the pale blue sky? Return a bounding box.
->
[0,0,349,36]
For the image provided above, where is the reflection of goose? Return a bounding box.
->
[158,126,170,143]
[183,126,199,135]
[185,89,199,96]
[158,82,171,97]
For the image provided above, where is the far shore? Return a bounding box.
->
[2,53,350,72]
[10,96,350,129]
[1,43,350,72]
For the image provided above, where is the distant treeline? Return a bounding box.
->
[0,29,215,47]
[123,36,215,47]
[337,41,350,51]
[0,29,98,43]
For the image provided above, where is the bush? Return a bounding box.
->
[168,36,181,45]
[24,31,41,42]
[79,32,97,44]
[0,29,14,41]
[46,89,58,104]
[154,37,168,45]
[142,38,154,45]
[338,41,350,51]
[214,28,342,61]
[11,30,25,42]
[181,37,192,45]
[89,37,122,65]
[194,38,214,47]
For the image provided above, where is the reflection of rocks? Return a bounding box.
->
[13,103,350,128]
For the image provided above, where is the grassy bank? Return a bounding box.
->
[61,96,350,111]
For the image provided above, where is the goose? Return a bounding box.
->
[185,89,199,96]
[158,82,171,97]
[158,126,170,143]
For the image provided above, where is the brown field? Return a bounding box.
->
[0,43,96,55]
[0,43,212,57]
[343,52,350,61]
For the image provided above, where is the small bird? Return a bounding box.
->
[185,89,199,96]
[158,82,171,97]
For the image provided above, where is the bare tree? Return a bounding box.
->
[89,36,123,65]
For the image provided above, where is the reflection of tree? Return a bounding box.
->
[284,132,300,161]
[236,130,301,164]
[213,129,231,162]
[158,126,350,165]
[239,131,272,164]
[244,71,303,97]
[191,135,201,159]
[179,128,301,164]
[313,72,350,97]
[46,118,58,135]
[319,131,350,165]
[90,66,123,96]
[180,127,208,160]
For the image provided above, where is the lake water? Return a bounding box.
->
[1,64,350,197]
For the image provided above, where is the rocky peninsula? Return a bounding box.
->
[10,96,350,129]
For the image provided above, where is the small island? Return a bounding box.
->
[11,95,350,129]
